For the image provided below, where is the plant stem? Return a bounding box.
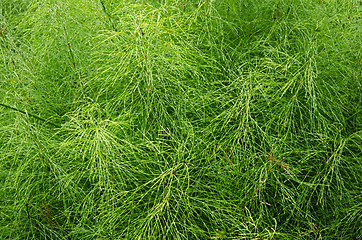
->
[0,103,61,128]
[100,0,117,31]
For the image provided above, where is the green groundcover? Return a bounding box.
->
[0,0,360,239]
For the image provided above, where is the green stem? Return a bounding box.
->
[0,103,61,128]
[100,0,117,31]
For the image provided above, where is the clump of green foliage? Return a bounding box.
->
[0,0,360,239]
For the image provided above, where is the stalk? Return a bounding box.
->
[0,103,61,128]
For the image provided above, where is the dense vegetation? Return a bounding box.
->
[0,0,361,239]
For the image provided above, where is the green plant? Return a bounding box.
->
[1,0,360,239]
